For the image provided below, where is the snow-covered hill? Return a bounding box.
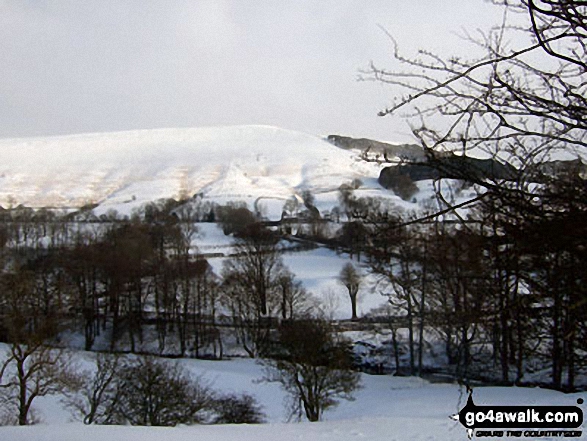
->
[0,125,383,216]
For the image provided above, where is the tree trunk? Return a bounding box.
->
[391,324,401,375]
[407,294,415,375]
[350,293,358,321]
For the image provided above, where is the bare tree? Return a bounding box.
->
[368,1,586,173]
[0,268,77,426]
[225,224,282,317]
[364,215,424,376]
[211,393,266,424]
[0,344,76,426]
[65,352,123,425]
[338,262,362,321]
[275,266,315,321]
[112,357,213,426]
[261,319,360,422]
[221,267,273,358]
[369,304,403,375]
[220,224,285,357]
[364,0,587,389]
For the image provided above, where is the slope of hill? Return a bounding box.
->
[0,348,580,441]
[0,126,382,215]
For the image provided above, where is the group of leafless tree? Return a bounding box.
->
[0,201,320,358]
[356,0,586,390]
[0,345,265,426]
[344,184,584,390]
[66,353,265,426]
[0,200,359,424]
[0,202,215,357]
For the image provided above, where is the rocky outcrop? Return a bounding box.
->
[326,135,426,161]
[536,159,587,178]
[327,134,583,190]
[378,154,518,189]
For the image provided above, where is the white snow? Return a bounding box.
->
[196,224,384,320]
[0,350,583,441]
[0,125,382,217]
[282,248,384,320]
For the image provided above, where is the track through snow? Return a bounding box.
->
[0,126,381,214]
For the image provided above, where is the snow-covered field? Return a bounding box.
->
[0,351,583,441]
[195,222,384,320]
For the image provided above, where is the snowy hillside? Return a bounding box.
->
[0,125,383,216]
[0,351,583,441]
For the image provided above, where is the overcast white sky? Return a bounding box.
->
[0,0,505,143]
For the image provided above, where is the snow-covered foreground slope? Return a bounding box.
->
[0,354,583,441]
[0,418,464,441]
[0,125,381,215]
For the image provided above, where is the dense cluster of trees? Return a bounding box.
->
[0,202,218,357]
[0,201,318,359]
[339,177,585,390]
[0,201,358,425]
[221,223,315,357]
